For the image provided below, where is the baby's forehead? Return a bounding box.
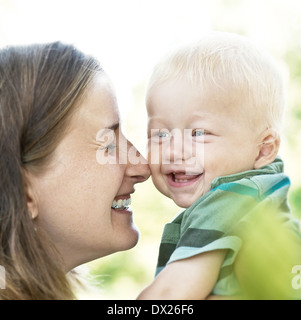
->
[147,77,250,113]
[146,33,284,132]
[148,79,255,123]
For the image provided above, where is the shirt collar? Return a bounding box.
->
[210,156,284,190]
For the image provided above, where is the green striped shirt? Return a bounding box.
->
[155,157,300,296]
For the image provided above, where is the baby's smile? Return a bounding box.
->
[167,171,203,188]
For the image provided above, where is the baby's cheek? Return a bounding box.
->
[148,163,161,177]
[147,144,163,166]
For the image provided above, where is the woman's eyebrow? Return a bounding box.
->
[105,122,120,131]
[95,122,119,140]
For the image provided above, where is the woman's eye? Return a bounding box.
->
[98,131,117,154]
[98,141,117,155]
[106,144,117,151]
[102,144,117,153]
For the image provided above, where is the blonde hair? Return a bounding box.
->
[147,32,286,131]
[0,42,102,299]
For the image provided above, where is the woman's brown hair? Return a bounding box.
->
[0,42,102,299]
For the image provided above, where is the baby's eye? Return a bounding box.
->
[157,131,170,138]
[148,129,170,139]
[192,129,206,137]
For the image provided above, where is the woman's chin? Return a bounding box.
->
[115,224,140,252]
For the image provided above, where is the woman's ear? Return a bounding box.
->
[254,128,280,169]
[22,169,39,220]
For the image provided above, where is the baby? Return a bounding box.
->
[138,32,300,299]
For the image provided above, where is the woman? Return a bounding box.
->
[0,42,150,299]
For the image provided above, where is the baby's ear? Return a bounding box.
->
[254,128,280,169]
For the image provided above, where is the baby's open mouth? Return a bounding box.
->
[171,172,202,183]
[111,197,131,210]
[166,171,203,188]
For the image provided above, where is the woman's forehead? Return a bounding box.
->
[74,74,120,131]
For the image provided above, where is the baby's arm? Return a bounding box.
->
[137,249,226,300]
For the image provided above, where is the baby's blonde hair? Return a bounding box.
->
[147,32,286,132]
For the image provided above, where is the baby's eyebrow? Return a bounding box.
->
[147,117,168,128]
[147,115,167,122]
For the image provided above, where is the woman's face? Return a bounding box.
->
[28,74,150,270]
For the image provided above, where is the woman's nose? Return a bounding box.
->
[125,141,151,183]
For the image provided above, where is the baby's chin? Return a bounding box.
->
[171,193,205,208]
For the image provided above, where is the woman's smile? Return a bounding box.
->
[111,194,132,211]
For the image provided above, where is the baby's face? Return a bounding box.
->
[147,78,261,208]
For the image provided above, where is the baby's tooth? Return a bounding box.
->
[112,200,117,208]
[117,199,123,208]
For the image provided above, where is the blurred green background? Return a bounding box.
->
[0,0,301,299]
